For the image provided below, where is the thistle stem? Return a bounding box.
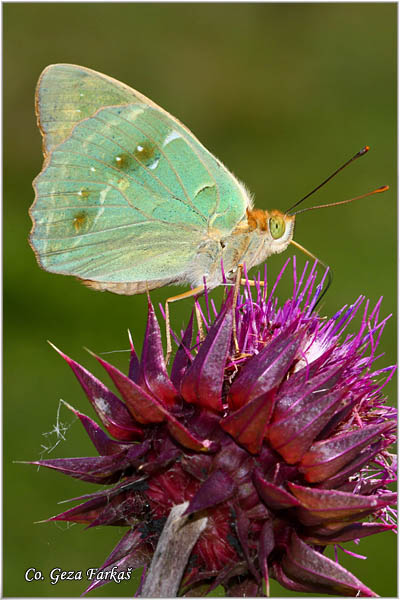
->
[140,502,208,597]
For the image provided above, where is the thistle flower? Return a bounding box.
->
[33,259,396,597]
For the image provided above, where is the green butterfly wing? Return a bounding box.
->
[30,64,250,292]
[36,64,138,156]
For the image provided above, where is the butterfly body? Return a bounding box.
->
[30,64,295,293]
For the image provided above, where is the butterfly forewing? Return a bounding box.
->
[31,64,250,291]
[36,64,137,156]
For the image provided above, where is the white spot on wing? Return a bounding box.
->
[90,167,96,172]
[163,130,181,147]
[99,185,111,205]
[148,158,160,170]
[92,184,111,226]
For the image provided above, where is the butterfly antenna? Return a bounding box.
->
[286,146,370,214]
[291,240,332,308]
[289,185,389,216]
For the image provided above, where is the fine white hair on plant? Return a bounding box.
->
[39,399,74,459]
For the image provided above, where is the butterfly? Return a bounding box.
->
[30,64,386,355]
[30,64,296,293]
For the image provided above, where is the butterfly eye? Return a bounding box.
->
[269,216,285,239]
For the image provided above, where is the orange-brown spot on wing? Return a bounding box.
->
[246,208,268,231]
[114,142,159,171]
[73,211,87,233]
[134,141,156,163]
[115,153,133,170]
[77,188,90,199]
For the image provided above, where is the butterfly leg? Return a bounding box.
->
[165,286,204,364]
[240,278,267,300]
[194,298,206,343]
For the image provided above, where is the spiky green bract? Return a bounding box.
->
[33,259,396,597]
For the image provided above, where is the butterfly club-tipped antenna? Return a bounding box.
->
[286,145,371,215]
[285,145,389,304]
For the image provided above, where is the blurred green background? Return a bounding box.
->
[4,3,396,597]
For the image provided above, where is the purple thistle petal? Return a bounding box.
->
[269,462,300,487]
[185,469,235,515]
[245,503,270,520]
[100,526,149,566]
[258,519,274,595]
[294,259,309,299]
[272,562,313,593]
[93,352,167,423]
[170,310,194,389]
[212,440,254,476]
[135,564,148,598]
[221,390,275,454]
[94,351,216,451]
[33,443,150,485]
[180,291,234,411]
[210,298,218,319]
[66,404,137,455]
[274,348,337,407]
[374,364,397,395]
[228,323,304,410]
[49,343,143,441]
[304,521,395,545]
[139,437,182,475]
[282,531,378,596]
[84,527,150,594]
[165,416,218,453]
[71,473,149,503]
[180,453,213,481]
[266,257,292,316]
[253,469,301,510]
[49,495,113,524]
[87,493,143,527]
[47,474,150,524]
[203,275,211,323]
[337,545,367,561]
[296,261,317,306]
[330,300,361,338]
[273,360,344,419]
[226,577,260,597]
[306,268,330,316]
[319,439,392,489]
[195,562,246,596]
[139,299,177,407]
[315,394,360,441]
[31,453,133,484]
[128,329,140,383]
[288,482,397,525]
[235,504,261,582]
[299,421,395,482]
[268,389,344,464]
